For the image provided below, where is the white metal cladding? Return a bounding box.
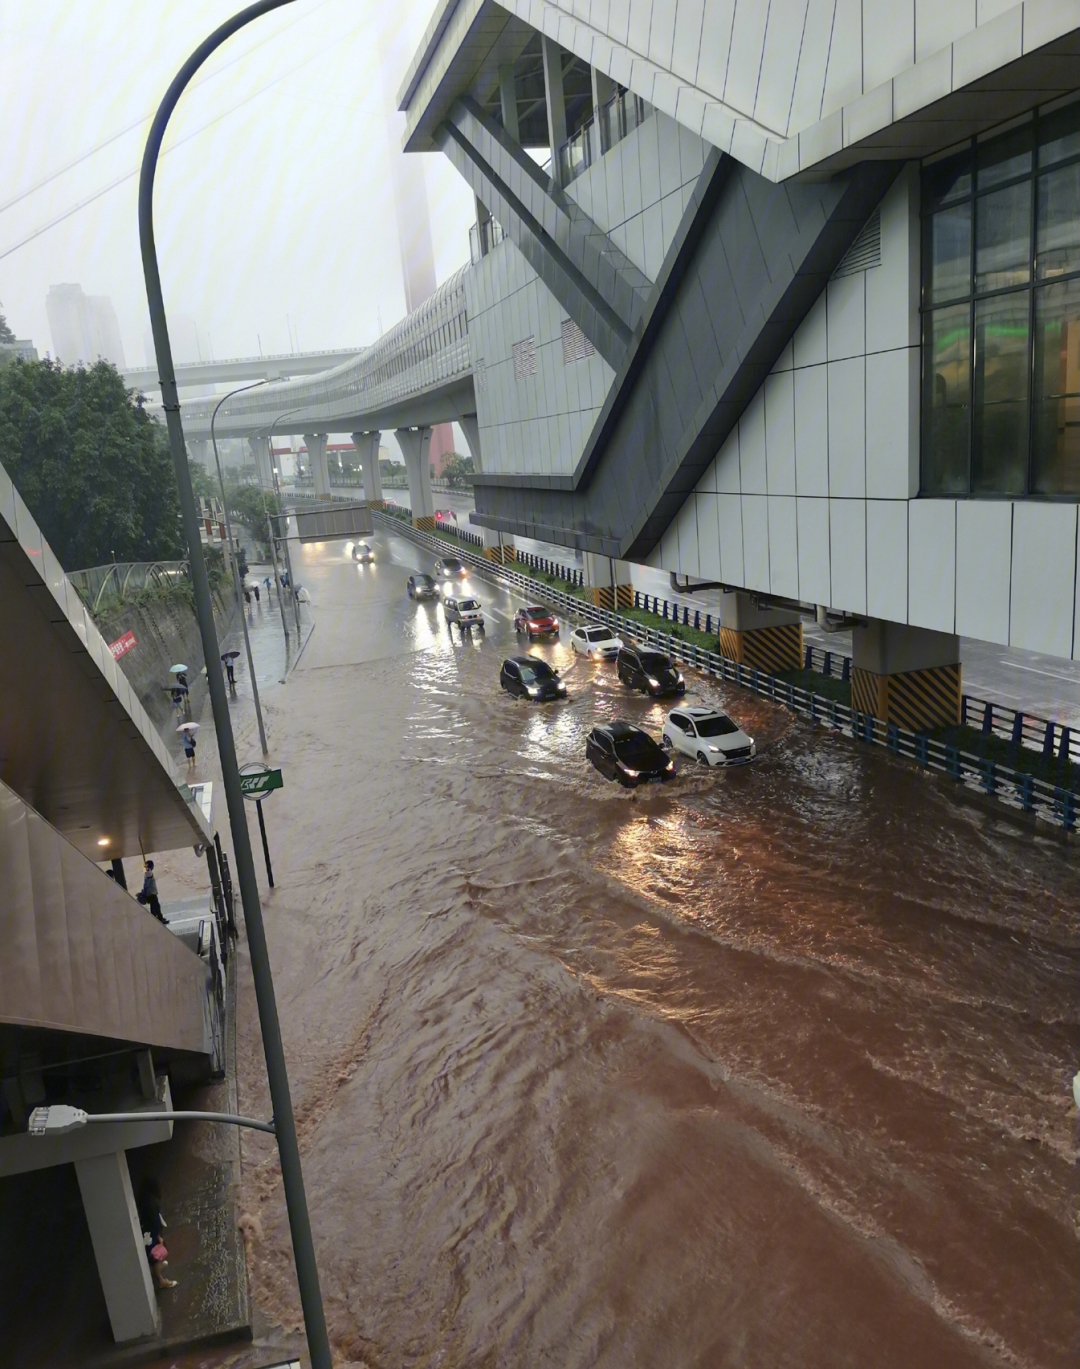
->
[180,267,472,435]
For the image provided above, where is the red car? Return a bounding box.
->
[514,605,560,638]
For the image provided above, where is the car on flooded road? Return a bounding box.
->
[444,596,485,634]
[500,656,567,701]
[433,555,468,587]
[570,624,623,659]
[352,541,375,563]
[407,573,437,600]
[662,707,755,766]
[514,605,560,638]
[616,646,685,697]
[586,721,675,787]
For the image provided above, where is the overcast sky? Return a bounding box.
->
[0,0,475,366]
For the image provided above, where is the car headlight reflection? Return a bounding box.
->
[647,676,659,688]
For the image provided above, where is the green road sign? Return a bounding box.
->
[238,768,284,798]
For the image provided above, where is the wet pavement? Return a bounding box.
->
[151,522,1076,1369]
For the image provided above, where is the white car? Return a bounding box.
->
[570,624,623,659]
[662,706,755,766]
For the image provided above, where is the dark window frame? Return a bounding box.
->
[920,98,1079,500]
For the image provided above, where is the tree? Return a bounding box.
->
[0,356,184,569]
[0,300,14,345]
[442,451,475,488]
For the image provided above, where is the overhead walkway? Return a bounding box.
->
[178,266,475,442]
[122,344,365,393]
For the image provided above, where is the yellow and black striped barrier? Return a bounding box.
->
[719,622,802,673]
[590,583,634,610]
[483,544,517,564]
[413,515,437,532]
[852,663,961,731]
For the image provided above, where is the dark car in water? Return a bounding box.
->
[352,541,375,563]
[407,573,437,600]
[616,646,685,697]
[500,656,567,701]
[586,721,674,787]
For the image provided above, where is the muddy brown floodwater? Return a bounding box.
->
[207,532,1077,1369]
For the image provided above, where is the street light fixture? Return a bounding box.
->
[29,1104,275,1136]
[211,379,271,755]
[137,4,330,1368]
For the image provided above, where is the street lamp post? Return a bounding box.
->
[265,411,304,638]
[137,5,331,1368]
[212,380,270,755]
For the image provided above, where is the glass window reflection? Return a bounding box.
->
[930,204,971,302]
[1032,280,1080,495]
[972,295,1029,494]
[923,306,971,494]
[975,182,1031,293]
[1036,163,1080,280]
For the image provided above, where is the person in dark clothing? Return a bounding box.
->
[222,654,236,688]
[137,860,166,923]
[253,583,260,602]
[183,732,197,767]
[137,1179,177,1290]
[243,586,251,605]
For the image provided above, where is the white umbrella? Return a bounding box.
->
[176,722,200,733]
[169,664,189,674]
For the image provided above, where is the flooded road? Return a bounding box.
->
[227,526,1078,1369]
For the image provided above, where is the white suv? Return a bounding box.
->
[662,707,755,766]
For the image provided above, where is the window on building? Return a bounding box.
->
[512,336,537,380]
[921,97,1079,497]
[560,317,595,363]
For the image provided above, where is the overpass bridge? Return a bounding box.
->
[180,266,477,529]
[122,344,365,393]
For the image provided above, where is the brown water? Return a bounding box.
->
[219,533,1077,1369]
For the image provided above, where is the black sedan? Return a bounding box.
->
[407,573,437,599]
[500,656,567,702]
[616,646,685,697]
[586,721,675,787]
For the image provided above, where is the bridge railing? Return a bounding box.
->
[374,511,1078,831]
[68,561,191,613]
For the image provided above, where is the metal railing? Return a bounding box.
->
[556,91,650,187]
[68,560,191,613]
[469,216,505,264]
[374,511,1078,831]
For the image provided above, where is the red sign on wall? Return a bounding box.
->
[108,630,137,660]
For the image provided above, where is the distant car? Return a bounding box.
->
[662,707,755,766]
[514,605,560,638]
[352,541,375,563]
[617,646,685,697]
[570,624,623,659]
[407,573,437,600]
[500,656,567,701]
[444,596,485,633]
[433,556,467,585]
[586,721,675,787]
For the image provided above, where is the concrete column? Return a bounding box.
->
[591,67,617,155]
[75,1150,159,1342]
[248,434,273,490]
[351,431,382,504]
[499,62,520,143]
[851,620,961,730]
[187,438,210,467]
[718,592,802,672]
[479,525,515,564]
[459,414,482,470]
[583,551,633,610]
[305,432,330,498]
[541,36,568,165]
[395,427,435,528]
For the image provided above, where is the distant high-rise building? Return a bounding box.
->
[46,284,126,367]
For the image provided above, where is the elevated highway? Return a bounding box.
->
[122,344,365,393]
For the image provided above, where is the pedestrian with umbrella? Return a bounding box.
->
[177,721,199,768]
[221,650,240,688]
[167,664,190,718]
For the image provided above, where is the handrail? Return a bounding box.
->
[374,510,1078,832]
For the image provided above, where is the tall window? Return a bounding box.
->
[921,97,1079,497]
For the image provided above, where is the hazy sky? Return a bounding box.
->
[0,0,475,366]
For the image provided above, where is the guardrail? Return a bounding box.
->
[374,510,1077,832]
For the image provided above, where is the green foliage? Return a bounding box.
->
[442,451,475,488]
[0,356,183,569]
[225,481,281,532]
[188,458,219,501]
[0,302,14,345]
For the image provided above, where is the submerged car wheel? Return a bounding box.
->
[697,752,710,767]
[660,735,673,751]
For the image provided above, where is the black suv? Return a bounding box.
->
[500,656,567,701]
[616,646,685,697]
[585,722,674,787]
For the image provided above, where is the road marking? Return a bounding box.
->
[999,661,1080,683]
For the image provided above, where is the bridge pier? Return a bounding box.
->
[396,427,435,529]
[479,526,515,563]
[583,552,633,610]
[352,431,382,505]
[186,438,211,467]
[718,593,802,672]
[248,434,273,490]
[459,414,482,470]
[851,621,961,731]
[305,433,330,498]
[75,1149,161,1342]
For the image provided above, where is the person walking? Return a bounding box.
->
[137,860,166,923]
[264,574,272,596]
[183,730,197,768]
[137,1179,177,1290]
[243,585,251,605]
[253,583,260,603]
[222,654,236,688]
